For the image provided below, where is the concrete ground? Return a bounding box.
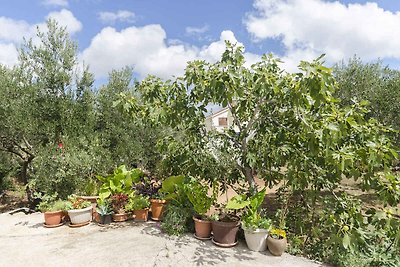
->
[0,212,327,267]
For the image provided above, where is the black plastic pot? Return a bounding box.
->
[99,214,112,225]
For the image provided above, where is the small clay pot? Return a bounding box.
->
[267,236,287,256]
[211,217,240,246]
[44,210,64,226]
[193,216,212,238]
[112,213,129,222]
[133,208,149,222]
[150,199,166,221]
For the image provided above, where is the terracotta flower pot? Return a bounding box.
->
[112,212,128,222]
[244,228,269,252]
[133,208,149,222]
[211,218,240,246]
[67,206,93,225]
[150,199,166,221]
[267,236,287,256]
[44,210,64,226]
[193,216,212,238]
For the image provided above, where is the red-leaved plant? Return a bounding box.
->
[111,193,128,213]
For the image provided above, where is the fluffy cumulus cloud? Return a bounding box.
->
[0,43,19,66]
[98,10,136,24]
[45,9,82,34]
[0,9,81,66]
[41,0,68,7]
[245,0,400,71]
[81,25,259,79]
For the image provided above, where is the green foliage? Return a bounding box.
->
[125,194,150,211]
[227,188,271,230]
[100,68,165,172]
[37,193,57,212]
[334,58,400,141]
[96,199,113,215]
[160,175,191,209]
[97,165,143,200]
[31,138,109,199]
[284,192,400,267]
[161,204,193,236]
[65,195,91,210]
[184,177,214,216]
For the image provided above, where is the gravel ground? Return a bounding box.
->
[0,212,328,267]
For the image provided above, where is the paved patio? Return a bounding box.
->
[0,212,328,267]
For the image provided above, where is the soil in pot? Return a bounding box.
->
[244,228,269,252]
[150,199,166,221]
[134,209,149,222]
[193,215,212,239]
[44,210,64,226]
[211,216,240,247]
[267,236,288,256]
[99,214,112,225]
[112,213,129,222]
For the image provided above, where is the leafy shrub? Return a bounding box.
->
[31,138,111,198]
[284,192,400,267]
[161,204,193,236]
[125,195,150,211]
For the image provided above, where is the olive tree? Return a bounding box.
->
[0,19,96,199]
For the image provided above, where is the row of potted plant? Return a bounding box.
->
[38,165,287,256]
[39,194,93,227]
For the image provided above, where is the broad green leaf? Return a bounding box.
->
[226,195,250,210]
[342,234,351,249]
[161,175,185,193]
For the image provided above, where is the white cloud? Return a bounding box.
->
[245,0,400,71]
[81,25,259,79]
[42,0,68,7]
[185,25,209,35]
[98,10,135,24]
[0,9,82,67]
[0,17,31,43]
[45,9,82,34]
[0,43,18,66]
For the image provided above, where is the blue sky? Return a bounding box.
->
[1,0,400,83]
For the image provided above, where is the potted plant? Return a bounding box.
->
[66,195,92,226]
[125,194,150,222]
[210,193,247,247]
[132,174,164,221]
[267,227,287,256]
[210,211,240,247]
[184,177,215,239]
[111,193,129,222]
[38,195,67,227]
[96,198,113,225]
[79,177,100,213]
[239,189,272,252]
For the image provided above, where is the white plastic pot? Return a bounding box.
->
[244,228,269,252]
[67,206,92,224]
